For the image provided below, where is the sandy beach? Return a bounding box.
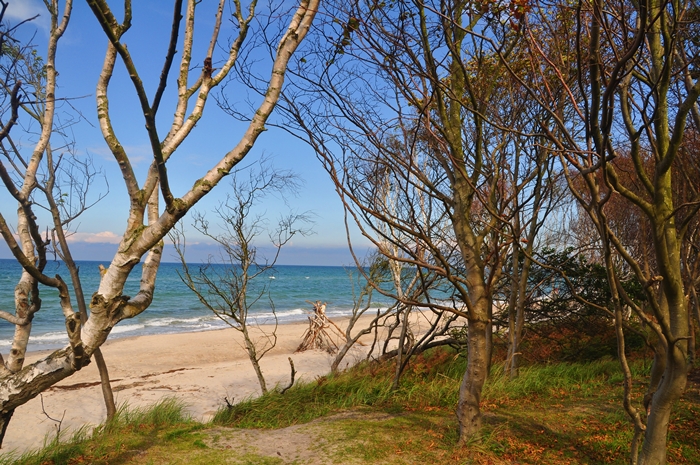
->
[0,312,435,455]
[1,319,352,454]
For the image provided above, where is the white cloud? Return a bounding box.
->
[88,145,152,167]
[65,231,122,244]
[5,0,50,33]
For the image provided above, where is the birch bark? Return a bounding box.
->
[0,0,318,446]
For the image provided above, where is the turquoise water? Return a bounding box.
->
[0,259,392,351]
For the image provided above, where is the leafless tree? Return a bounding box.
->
[509,0,700,462]
[0,6,118,424]
[329,256,395,373]
[172,163,311,394]
[0,0,318,446]
[277,0,541,443]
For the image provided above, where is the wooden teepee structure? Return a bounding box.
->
[296,301,346,354]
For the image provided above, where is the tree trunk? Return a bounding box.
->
[93,349,116,420]
[452,174,492,443]
[64,256,117,421]
[456,318,488,443]
[485,301,493,376]
[250,356,267,395]
[506,247,520,379]
[510,249,532,379]
[331,309,384,373]
[331,342,353,373]
[242,327,267,394]
[0,409,14,448]
[688,310,695,367]
[392,306,412,390]
[0,346,77,450]
[0,282,147,447]
[512,300,525,379]
[689,287,698,366]
[250,357,268,395]
[507,315,522,380]
[639,347,688,464]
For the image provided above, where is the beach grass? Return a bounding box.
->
[4,349,699,464]
[1,398,208,465]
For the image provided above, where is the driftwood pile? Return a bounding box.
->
[296,300,346,354]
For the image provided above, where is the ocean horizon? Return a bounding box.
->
[0,259,393,352]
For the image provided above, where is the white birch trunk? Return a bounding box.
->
[0,0,318,446]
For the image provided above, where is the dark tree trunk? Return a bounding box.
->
[0,409,14,448]
[456,318,488,443]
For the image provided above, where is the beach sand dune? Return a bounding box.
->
[2,321,361,455]
[1,312,436,455]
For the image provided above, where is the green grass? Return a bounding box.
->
[211,351,644,430]
[3,349,699,464]
[1,398,204,465]
[212,348,466,428]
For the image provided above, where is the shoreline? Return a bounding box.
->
[16,308,389,355]
[0,262,394,352]
[20,314,315,357]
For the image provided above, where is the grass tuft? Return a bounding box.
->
[102,396,191,431]
[2,398,195,465]
[483,358,645,400]
[212,350,648,429]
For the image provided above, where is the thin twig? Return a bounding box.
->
[40,394,65,442]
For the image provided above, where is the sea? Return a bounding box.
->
[0,259,393,352]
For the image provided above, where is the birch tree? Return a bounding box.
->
[0,0,119,424]
[0,0,317,445]
[0,0,81,442]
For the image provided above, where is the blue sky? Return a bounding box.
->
[0,0,368,266]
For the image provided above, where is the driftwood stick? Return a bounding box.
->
[326,318,346,337]
[280,357,296,394]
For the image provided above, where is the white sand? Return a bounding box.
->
[0,311,438,455]
[1,320,354,455]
